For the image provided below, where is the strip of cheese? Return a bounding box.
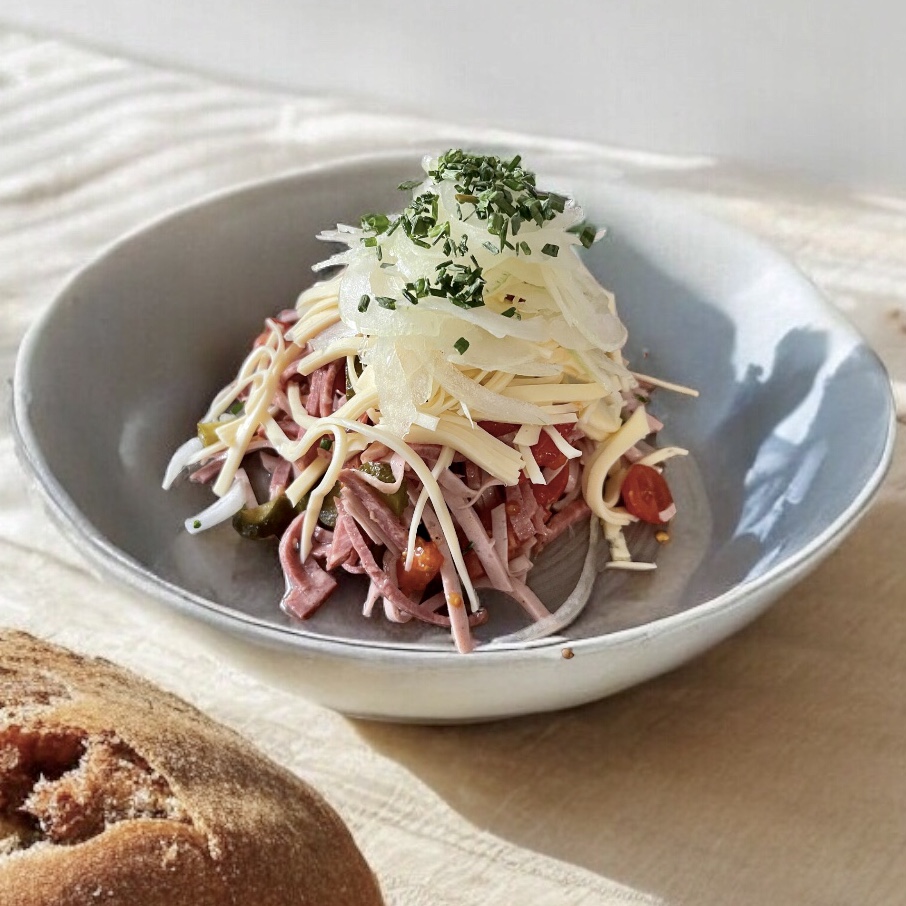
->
[503,382,607,404]
[631,371,699,397]
[582,405,652,526]
[405,416,524,485]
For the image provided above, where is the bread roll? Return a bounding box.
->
[0,630,383,906]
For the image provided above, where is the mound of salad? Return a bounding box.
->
[163,150,696,653]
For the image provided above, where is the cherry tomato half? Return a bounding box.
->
[620,464,675,524]
[530,426,572,470]
[532,462,570,508]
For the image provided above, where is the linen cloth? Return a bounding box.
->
[1,29,905,906]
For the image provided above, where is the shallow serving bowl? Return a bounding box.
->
[12,151,896,722]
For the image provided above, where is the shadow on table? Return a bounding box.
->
[353,478,906,906]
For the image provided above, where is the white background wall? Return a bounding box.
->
[2,0,903,192]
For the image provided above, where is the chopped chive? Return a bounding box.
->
[501,306,517,318]
[376,296,397,310]
[360,212,390,233]
[547,193,567,213]
[192,519,202,529]
[356,153,587,300]
[320,437,333,450]
[453,337,470,355]
[568,221,599,249]
[580,225,598,248]
[226,400,244,415]
[358,294,370,312]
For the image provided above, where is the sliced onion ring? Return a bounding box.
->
[162,437,203,490]
[184,479,246,534]
[489,517,600,646]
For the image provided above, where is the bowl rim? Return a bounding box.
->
[11,149,899,666]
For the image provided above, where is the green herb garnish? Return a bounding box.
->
[361,212,391,234]
[453,337,470,355]
[568,221,600,249]
[431,261,485,309]
[355,150,597,314]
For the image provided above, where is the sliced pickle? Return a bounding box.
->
[196,420,223,446]
[232,494,296,540]
[357,462,408,517]
[317,483,342,529]
[345,355,362,400]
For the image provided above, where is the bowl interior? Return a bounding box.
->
[15,153,894,654]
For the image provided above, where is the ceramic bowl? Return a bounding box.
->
[12,151,896,721]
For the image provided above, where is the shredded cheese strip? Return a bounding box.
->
[503,382,607,404]
[581,406,652,526]
[213,336,300,496]
[631,371,700,397]
[405,417,524,485]
[405,445,455,571]
[285,458,329,508]
[636,446,689,468]
[542,425,583,459]
[297,339,361,376]
[297,425,349,561]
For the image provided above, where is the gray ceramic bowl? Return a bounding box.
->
[12,151,896,721]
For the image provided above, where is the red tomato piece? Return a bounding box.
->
[532,462,570,507]
[530,427,571,470]
[397,540,444,597]
[620,464,675,524]
[477,420,518,437]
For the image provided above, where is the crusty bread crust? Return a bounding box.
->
[0,631,383,906]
